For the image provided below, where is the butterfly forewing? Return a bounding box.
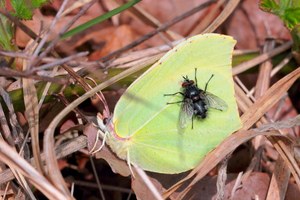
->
[204,92,228,111]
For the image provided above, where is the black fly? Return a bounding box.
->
[164,68,228,128]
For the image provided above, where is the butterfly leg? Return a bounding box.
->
[89,129,101,154]
[127,151,135,178]
[89,128,107,154]
[91,130,108,154]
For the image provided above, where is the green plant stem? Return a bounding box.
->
[61,0,141,39]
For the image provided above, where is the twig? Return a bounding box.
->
[271,53,293,77]
[31,0,97,68]
[230,172,243,199]
[127,3,182,40]
[32,0,71,58]
[89,157,106,200]
[0,137,67,199]
[0,135,87,185]
[72,180,132,193]
[133,165,163,200]
[29,51,89,73]
[100,0,216,63]
[254,39,275,99]
[248,53,293,96]
[232,41,292,75]
[254,115,300,132]
[0,68,68,84]
[43,58,154,196]
[0,9,38,40]
[0,50,30,58]
[202,0,240,33]
[216,155,230,200]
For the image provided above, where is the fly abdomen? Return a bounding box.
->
[193,100,207,119]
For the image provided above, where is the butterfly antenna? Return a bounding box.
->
[204,74,214,92]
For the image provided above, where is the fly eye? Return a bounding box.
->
[182,82,189,87]
[182,80,194,87]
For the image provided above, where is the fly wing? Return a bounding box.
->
[179,98,194,128]
[204,92,228,111]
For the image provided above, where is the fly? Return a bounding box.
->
[164,68,228,128]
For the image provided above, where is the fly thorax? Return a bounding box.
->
[185,86,200,99]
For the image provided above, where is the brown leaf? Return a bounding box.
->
[22,39,43,174]
[83,123,131,177]
[241,67,300,130]
[226,0,291,49]
[164,130,281,199]
[171,172,270,200]
[132,170,164,200]
[89,25,139,60]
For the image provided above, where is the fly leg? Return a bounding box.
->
[164,92,185,104]
[204,74,214,92]
[194,68,198,88]
[164,92,184,96]
[166,100,184,105]
[192,115,194,129]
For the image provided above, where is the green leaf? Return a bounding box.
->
[0,14,15,50]
[260,0,280,12]
[32,0,48,8]
[105,34,241,174]
[11,0,33,20]
[11,0,48,20]
[291,24,300,62]
[260,0,300,29]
